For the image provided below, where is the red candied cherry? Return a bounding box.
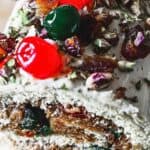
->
[59,0,93,10]
[16,37,63,79]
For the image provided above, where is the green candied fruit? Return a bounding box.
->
[21,108,38,130]
[43,5,80,40]
[38,125,53,136]
[20,104,50,134]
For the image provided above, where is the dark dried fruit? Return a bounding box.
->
[121,25,150,60]
[121,40,138,60]
[0,33,7,39]
[121,39,150,61]
[114,87,138,103]
[77,15,97,45]
[64,36,82,57]
[0,33,16,53]
[78,56,117,73]
[29,18,42,32]
[114,87,126,99]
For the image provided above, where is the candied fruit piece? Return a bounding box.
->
[0,47,7,61]
[36,0,59,15]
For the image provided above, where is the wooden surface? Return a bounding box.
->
[0,0,15,32]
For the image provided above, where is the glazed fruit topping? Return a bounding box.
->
[43,5,80,40]
[36,0,93,15]
[36,0,59,15]
[59,0,93,10]
[16,37,63,79]
[0,33,16,53]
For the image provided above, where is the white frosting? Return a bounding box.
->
[0,132,15,150]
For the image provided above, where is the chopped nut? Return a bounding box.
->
[118,60,136,71]
[145,18,150,30]
[64,36,82,57]
[94,38,111,53]
[103,32,119,46]
[68,71,78,80]
[86,72,113,90]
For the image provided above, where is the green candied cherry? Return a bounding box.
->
[43,5,80,40]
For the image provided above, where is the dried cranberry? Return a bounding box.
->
[78,56,117,73]
[121,38,150,61]
[121,40,139,60]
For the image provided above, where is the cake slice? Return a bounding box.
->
[0,0,150,149]
[0,83,150,149]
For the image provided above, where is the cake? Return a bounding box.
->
[0,0,150,149]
